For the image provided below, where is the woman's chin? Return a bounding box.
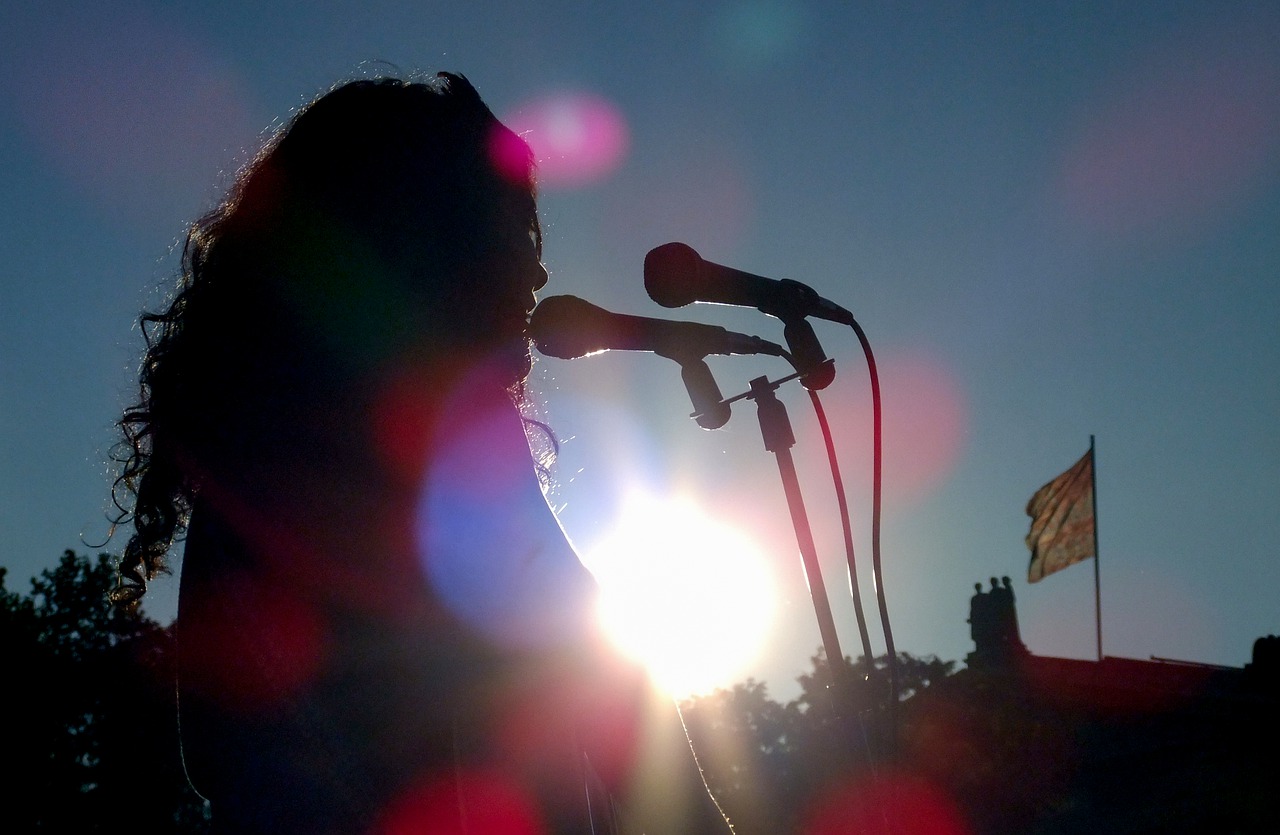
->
[493,337,534,388]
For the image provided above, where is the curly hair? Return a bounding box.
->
[109,72,541,607]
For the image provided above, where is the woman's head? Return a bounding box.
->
[201,72,544,368]
[112,72,544,605]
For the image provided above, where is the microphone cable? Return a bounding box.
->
[847,313,898,717]
[788,317,896,753]
[806,389,876,673]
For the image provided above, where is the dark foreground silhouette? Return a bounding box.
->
[7,554,1277,832]
[1,552,209,832]
[106,72,729,834]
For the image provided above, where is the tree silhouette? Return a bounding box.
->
[681,651,956,835]
[0,551,209,833]
[2,552,962,833]
[680,679,803,833]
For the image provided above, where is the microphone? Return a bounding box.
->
[529,295,785,363]
[644,242,854,326]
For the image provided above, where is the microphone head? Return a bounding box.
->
[529,295,602,359]
[644,242,704,309]
[532,292,787,362]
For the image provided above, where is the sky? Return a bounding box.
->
[2,1,1278,702]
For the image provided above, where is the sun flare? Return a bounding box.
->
[585,493,777,700]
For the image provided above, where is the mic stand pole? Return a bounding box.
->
[745,371,857,732]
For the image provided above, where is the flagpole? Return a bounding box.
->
[1091,435,1101,661]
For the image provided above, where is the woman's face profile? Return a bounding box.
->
[461,209,547,382]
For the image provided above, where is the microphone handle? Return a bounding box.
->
[784,319,836,391]
[681,360,731,430]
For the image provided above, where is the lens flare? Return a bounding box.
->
[374,769,544,835]
[178,567,325,713]
[504,91,630,188]
[601,142,756,259]
[1058,18,1280,240]
[802,769,970,835]
[5,6,253,225]
[882,353,968,501]
[586,492,778,699]
[806,350,968,503]
[707,1,809,71]
[415,371,600,649]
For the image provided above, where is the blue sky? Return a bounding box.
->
[3,1,1278,700]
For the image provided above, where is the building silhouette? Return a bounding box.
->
[895,584,1280,833]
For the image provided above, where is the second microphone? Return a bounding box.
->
[529,295,785,363]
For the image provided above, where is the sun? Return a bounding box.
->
[583,492,778,700]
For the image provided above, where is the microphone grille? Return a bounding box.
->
[644,242,702,309]
[529,295,595,359]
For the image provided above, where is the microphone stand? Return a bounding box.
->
[718,364,858,740]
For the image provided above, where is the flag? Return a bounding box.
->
[1025,449,1095,582]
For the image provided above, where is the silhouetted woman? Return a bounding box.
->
[112,72,730,835]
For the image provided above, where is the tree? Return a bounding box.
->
[682,651,956,835]
[2,552,960,833]
[681,679,804,834]
[0,551,209,833]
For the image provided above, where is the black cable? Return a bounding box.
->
[806,389,875,669]
[847,316,899,733]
